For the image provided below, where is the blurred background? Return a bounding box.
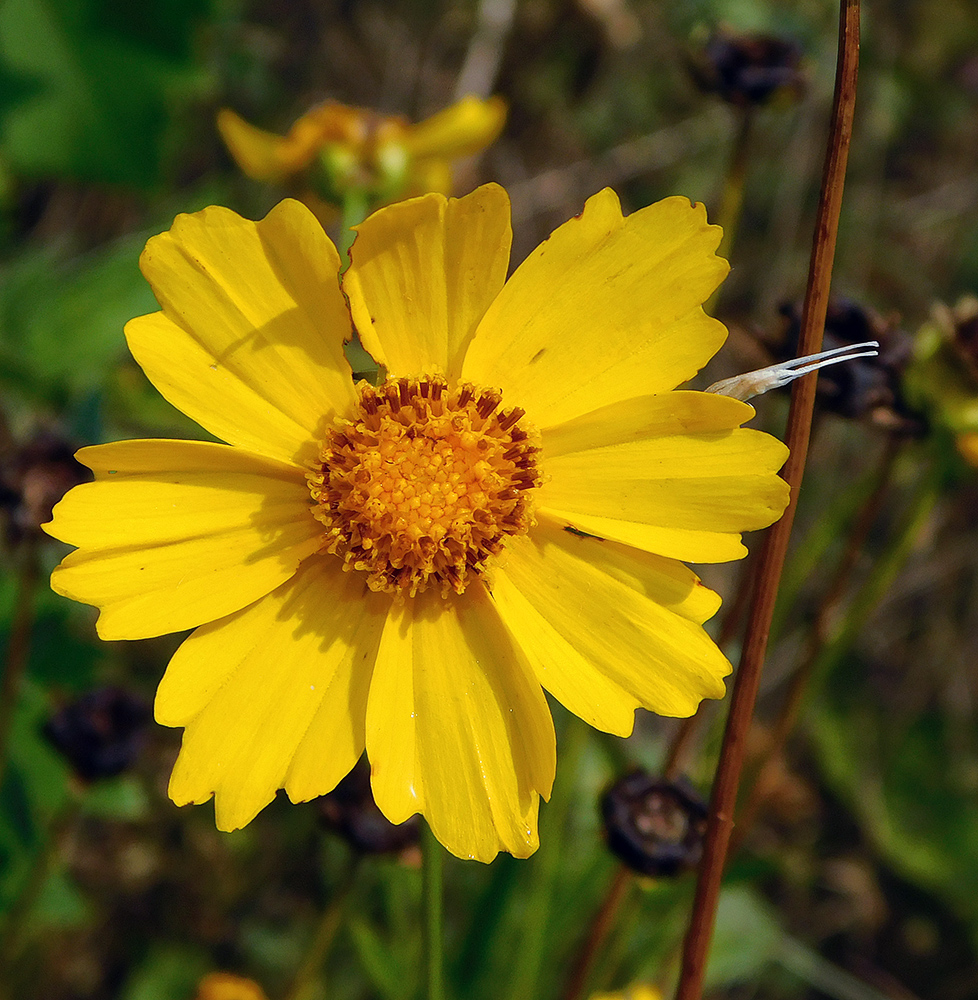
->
[2,1,978,998]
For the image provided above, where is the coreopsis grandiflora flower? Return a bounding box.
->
[218,95,505,209]
[45,185,789,861]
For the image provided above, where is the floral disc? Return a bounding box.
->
[308,376,540,597]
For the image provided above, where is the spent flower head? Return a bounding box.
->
[45,185,789,861]
[218,95,505,215]
[601,771,708,878]
[688,25,806,108]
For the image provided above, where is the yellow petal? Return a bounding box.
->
[164,559,386,831]
[344,185,511,380]
[365,586,555,862]
[217,108,293,182]
[404,95,507,160]
[46,440,322,640]
[491,517,731,733]
[542,390,758,458]
[461,190,729,427]
[127,199,355,467]
[539,393,790,562]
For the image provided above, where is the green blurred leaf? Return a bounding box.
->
[0,234,157,404]
[32,864,87,926]
[0,0,213,187]
[705,884,782,987]
[82,774,149,820]
[349,915,415,1000]
[813,671,978,936]
[121,945,208,1000]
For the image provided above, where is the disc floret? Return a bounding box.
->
[309,377,541,597]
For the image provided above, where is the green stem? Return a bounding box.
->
[421,823,445,1000]
[282,857,360,1000]
[507,713,589,1000]
[0,794,81,983]
[810,454,943,684]
[561,865,633,1000]
[339,191,370,264]
[0,540,39,793]
[730,435,904,852]
[706,107,754,312]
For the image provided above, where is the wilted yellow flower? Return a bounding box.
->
[45,185,789,862]
[195,972,268,1000]
[218,95,505,208]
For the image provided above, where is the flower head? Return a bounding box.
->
[45,185,789,862]
[601,771,708,878]
[688,26,806,108]
[218,95,506,210]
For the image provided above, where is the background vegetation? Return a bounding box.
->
[2,1,977,998]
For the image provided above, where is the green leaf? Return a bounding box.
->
[349,916,415,1000]
[705,884,782,987]
[121,946,209,1000]
[81,775,150,820]
[0,234,157,404]
[0,0,213,187]
[813,666,978,939]
[31,864,87,927]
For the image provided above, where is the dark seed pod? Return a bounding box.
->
[44,686,151,782]
[317,758,421,855]
[0,430,90,546]
[776,298,926,433]
[601,771,709,878]
[688,26,806,108]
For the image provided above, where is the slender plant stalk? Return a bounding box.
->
[715,107,754,266]
[675,5,860,998]
[422,823,446,1000]
[560,865,633,1000]
[706,107,754,314]
[730,435,903,852]
[0,540,40,793]
[0,794,81,984]
[282,858,360,1000]
[507,714,589,1000]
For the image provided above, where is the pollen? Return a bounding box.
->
[308,377,542,597]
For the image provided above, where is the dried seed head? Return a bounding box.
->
[44,686,151,782]
[0,430,91,546]
[601,772,709,878]
[688,26,806,108]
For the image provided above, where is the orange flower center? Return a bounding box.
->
[309,377,541,597]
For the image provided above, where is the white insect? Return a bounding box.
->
[706,340,880,402]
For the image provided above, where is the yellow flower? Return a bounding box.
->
[195,972,268,1000]
[590,986,662,1000]
[45,185,789,862]
[217,95,505,206]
